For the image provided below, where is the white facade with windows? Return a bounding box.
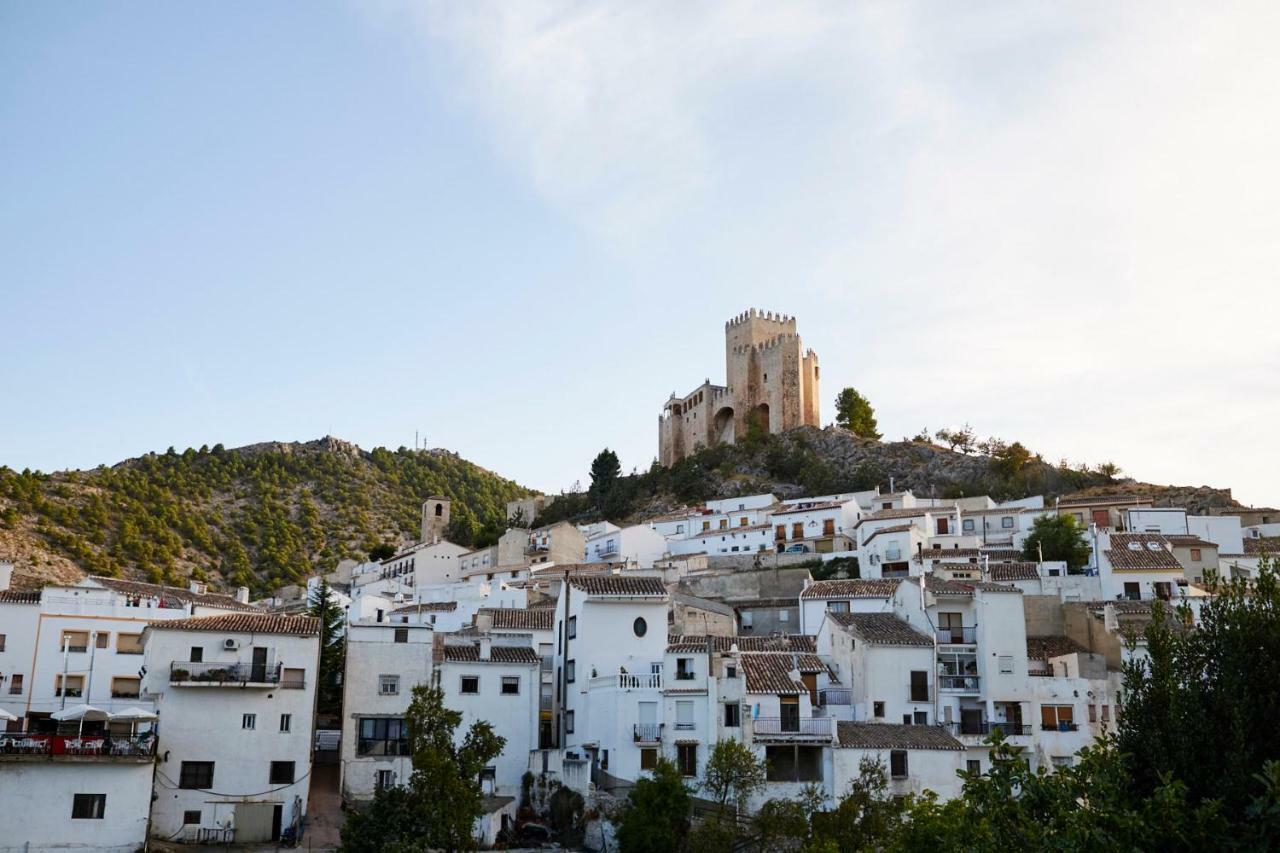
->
[0,760,154,853]
[141,614,320,845]
[584,524,669,568]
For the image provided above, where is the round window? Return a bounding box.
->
[633,617,647,637]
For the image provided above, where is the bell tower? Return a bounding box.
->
[421,496,450,544]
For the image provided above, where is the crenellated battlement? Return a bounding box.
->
[725,308,798,329]
[730,332,802,356]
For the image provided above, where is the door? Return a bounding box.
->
[937,517,949,535]
[271,804,283,842]
[234,803,276,843]
[960,708,984,735]
[1092,509,1110,528]
[780,697,800,732]
[251,647,268,682]
[910,670,929,702]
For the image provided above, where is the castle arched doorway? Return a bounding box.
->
[750,403,770,435]
[713,407,735,445]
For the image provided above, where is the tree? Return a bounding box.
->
[810,758,911,851]
[834,388,882,440]
[368,542,396,562]
[308,577,346,717]
[615,757,691,853]
[1021,513,1091,570]
[1098,461,1123,480]
[340,684,505,853]
[1120,558,1280,823]
[588,448,622,514]
[702,738,767,814]
[989,440,1032,480]
[935,424,977,454]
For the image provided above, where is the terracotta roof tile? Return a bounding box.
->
[1165,535,1216,548]
[988,563,1041,581]
[855,508,931,525]
[861,524,914,546]
[441,644,540,665]
[148,613,320,636]
[828,612,932,646]
[740,653,807,694]
[1105,534,1182,571]
[567,575,666,597]
[1243,537,1280,556]
[0,590,41,604]
[665,634,815,653]
[800,579,899,600]
[836,722,964,751]
[90,576,258,611]
[915,548,1024,563]
[1026,635,1087,661]
[479,608,555,631]
[1058,494,1151,507]
[771,501,847,516]
[390,601,458,614]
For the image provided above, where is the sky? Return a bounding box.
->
[2,2,1278,507]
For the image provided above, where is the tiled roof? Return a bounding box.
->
[836,722,964,751]
[1165,535,1216,548]
[567,575,666,597]
[729,597,801,610]
[148,613,320,636]
[1058,494,1151,507]
[390,601,458,614]
[915,548,1024,563]
[666,634,815,654]
[0,590,41,604]
[988,563,1041,581]
[441,643,541,665]
[1105,534,1182,571]
[1243,537,1280,556]
[90,576,258,611]
[828,612,932,646]
[861,524,914,546]
[912,576,1022,595]
[800,579,899,600]
[1026,635,1087,661]
[856,508,930,525]
[740,653,806,694]
[479,608,555,631]
[771,502,846,516]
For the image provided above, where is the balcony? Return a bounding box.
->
[752,716,834,741]
[936,626,977,644]
[633,723,664,743]
[1041,722,1080,733]
[0,733,156,762]
[674,671,697,682]
[111,690,141,699]
[939,675,981,693]
[944,721,1032,738]
[357,738,411,757]
[819,688,852,706]
[170,660,282,687]
[589,673,663,691]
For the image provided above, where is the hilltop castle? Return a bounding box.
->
[659,310,820,466]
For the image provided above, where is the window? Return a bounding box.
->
[823,519,835,536]
[725,664,737,679]
[909,671,929,702]
[1101,705,1111,722]
[1088,704,1097,723]
[95,632,110,649]
[874,701,885,718]
[501,676,520,695]
[110,676,140,698]
[702,521,711,532]
[778,610,790,623]
[358,718,408,755]
[913,711,928,725]
[394,628,408,643]
[179,761,214,789]
[0,633,4,652]
[376,769,396,791]
[269,761,296,784]
[280,714,292,733]
[1123,582,1140,600]
[1040,705,1076,731]
[1051,756,1074,769]
[461,675,480,694]
[640,748,658,770]
[998,655,1014,674]
[719,519,728,530]
[792,522,803,539]
[724,703,740,727]
[190,646,203,662]
[677,743,698,777]
[676,700,694,730]
[282,667,306,688]
[116,633,143,655]
[889,750,908,779]
[741,611,754,630]
[962,519,975,533]
[8,673,22,695]
[967,760,981,774]
[740,517,749,527]
[936,517,949,535]
[1001,516,1014,529]
[55,674,84,697]
[379,674,400,695]
[775,524,786,541]
[568,616,577,639]
[566,660,575,684]
[565,711,575,733]
[183,810,201,825]
[675,658,694,680]
[243,713,256,730]
[71,794,106,819]
[61,630,88,652]
[633,617,647,638]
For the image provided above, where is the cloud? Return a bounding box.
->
[373,0,1280,503]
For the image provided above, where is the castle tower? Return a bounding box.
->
[421,496,450,544]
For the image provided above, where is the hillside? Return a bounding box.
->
[532,425,1240,526]
[0,437,532,593]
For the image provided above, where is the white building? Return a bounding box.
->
[2,576,255,728]
[340,621,432,806]
[816,611,935,725]
[378,539,467,590]
[584,524,669,568]
[1096,532,1187,601]
[665,524,774,558]
[141,613,320,845]
[798,579,899,635]
[832,722,966,802]
[768,498,861,554]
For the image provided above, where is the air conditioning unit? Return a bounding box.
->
[223,638,239,650]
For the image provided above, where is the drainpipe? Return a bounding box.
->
[60,637,70,710]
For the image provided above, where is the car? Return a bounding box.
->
[785,544,810,553]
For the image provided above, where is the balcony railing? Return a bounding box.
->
[944,721,1033,737]
[673,721,695,732]
[0,733,156,760]
[936,626,977,644]
[1041,722,1080,732]
[634,723,663,743]
[357,738,411,756]
[170,660,282,686]
[939,675,980,692]
[819,688,852,706]
[674,671,696,681]
[752,717,834,739]
[111,690,141,699]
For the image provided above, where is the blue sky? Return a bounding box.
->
[3,2,1278,506]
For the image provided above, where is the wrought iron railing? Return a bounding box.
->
[170,660,282,685]
[634,723,664,742]
[939,675,980,691]
[752,717,834,738]
[936,626,977,644]
[819,688,852,706]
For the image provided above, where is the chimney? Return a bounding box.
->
[236,586,250,605]
[431,632,444,665]
[476,611,494,633]
[188,579,207,595]
[0,561,11,592]
[479,635,492,661]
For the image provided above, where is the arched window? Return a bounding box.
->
[434,503,444,517]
